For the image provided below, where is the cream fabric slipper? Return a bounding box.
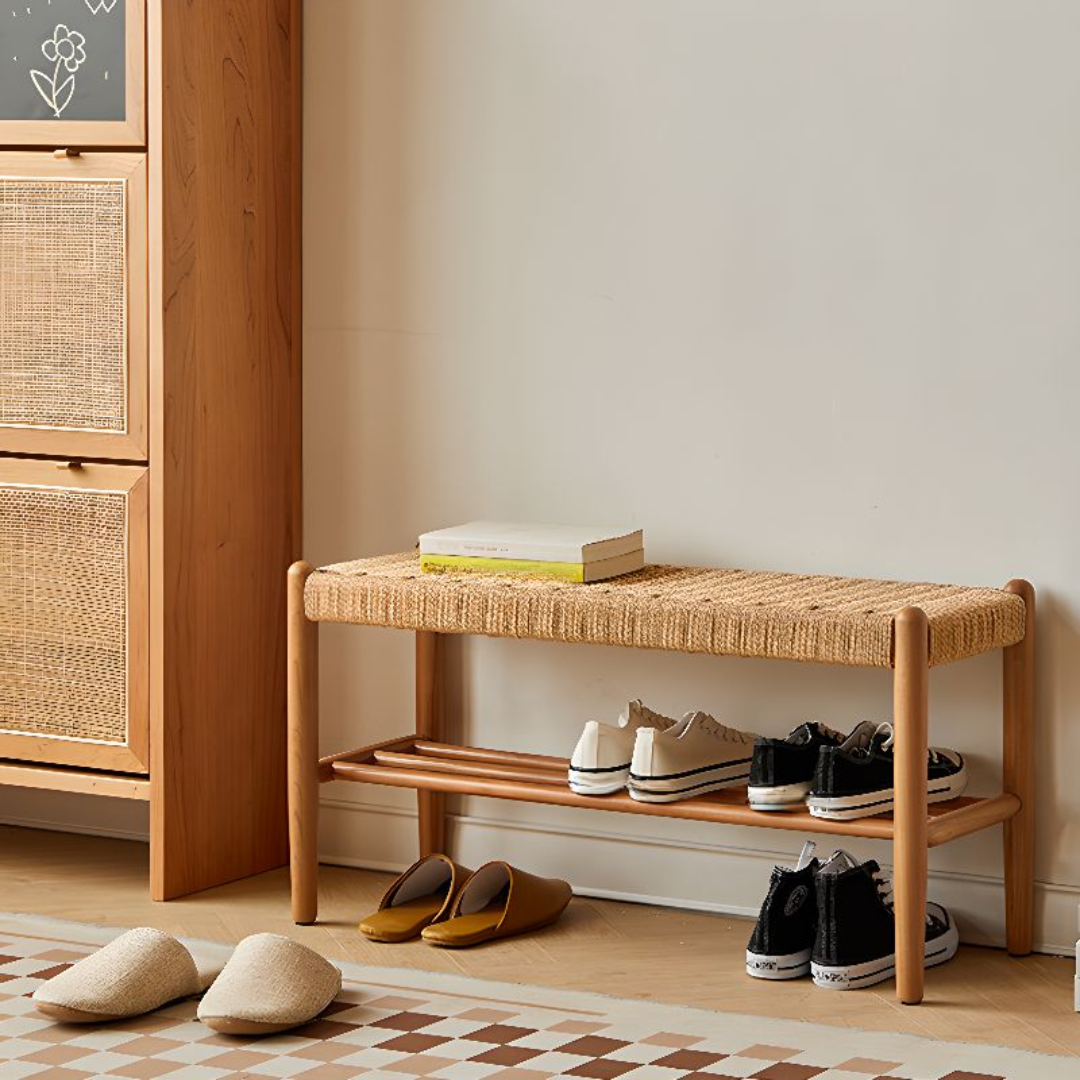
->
[32,928,209,1022]
[197,933,342,1035]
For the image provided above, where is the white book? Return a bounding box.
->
[419,521,644,564]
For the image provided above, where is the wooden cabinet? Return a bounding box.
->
[0,153,147,459]
[0,1,300,902]
[0,0,145,148]
[0,460,148,774]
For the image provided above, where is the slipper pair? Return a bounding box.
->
[33,928,341,1035]
[359,854,573,947]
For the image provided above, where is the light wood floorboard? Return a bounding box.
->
[1,825,1076,1056]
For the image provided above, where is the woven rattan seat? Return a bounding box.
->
[305,553,1026,668]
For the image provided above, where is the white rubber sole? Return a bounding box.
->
[628,760,750,803]
[807,765,968,821]
[811,920,959,990]
[747,780,812,811]
[568,766,629,796]
[746,947,811,980]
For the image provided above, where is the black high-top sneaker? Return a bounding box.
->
[748,722,846,811]
[807,721,967,821]
[810,851,959,990]
[745,842,819,979]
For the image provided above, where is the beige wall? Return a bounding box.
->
[300,0,1080,953]
[4,0,1078,952]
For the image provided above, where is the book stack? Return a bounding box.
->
[419,521,645,583]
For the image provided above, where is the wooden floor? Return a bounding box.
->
[1,824,1077,1056]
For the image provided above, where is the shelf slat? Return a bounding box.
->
[413,740,569,770]
[331,757,900,838]
[325,737,1019,845]
[374,750,565,787]
[925,792,1020,845]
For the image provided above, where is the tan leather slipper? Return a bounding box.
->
[197,933,341,1035]
[420,861,572,948]
[359,853,472,943]
[32,928,218,1022]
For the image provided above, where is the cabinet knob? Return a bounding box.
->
[53,148,81,159]
[57,461,85,470]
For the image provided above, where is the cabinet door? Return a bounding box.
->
[0,152,146,459]
[0,0,144,147]
[0,459,148,774]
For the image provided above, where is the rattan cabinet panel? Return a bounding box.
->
[0,153,147,459]
[0,459,148,773]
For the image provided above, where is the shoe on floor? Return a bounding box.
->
[421,861,572,947]
[810,850,959,990]
[359,853,473,942]
[628,711,757,803]
[747,722,848,811]
[197,933,342,1034]
[746,841,819,979]
[32,928,215,1022]
[568,700,681,795]
[807,721,967,820]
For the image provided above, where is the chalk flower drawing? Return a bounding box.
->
[84,0,119,13]
[31,25,87,118]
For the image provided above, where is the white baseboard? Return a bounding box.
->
[2,787,1075,958]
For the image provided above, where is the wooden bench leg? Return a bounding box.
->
[288,561,320,924]
[1003,579,1036,956]
[416,631,447,856]
[893,605,929,1005]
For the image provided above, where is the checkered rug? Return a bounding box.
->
[0,913,1073,1080]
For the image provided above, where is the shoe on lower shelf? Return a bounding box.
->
[568,699,680,795]
[810,850,959,990]
[807,721,967,821]
[628,711,758,803]
[747,721,850,811]
[746,841,819,980]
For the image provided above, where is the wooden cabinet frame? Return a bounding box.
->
[0,0,145,149]
[0,0,300,904]
[0,152,148,460]
[0,460,148,774]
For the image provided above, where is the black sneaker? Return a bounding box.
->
[745,842,819,979]
[747,722,846,811]
[810,850,959,990]
[807,721,967,821]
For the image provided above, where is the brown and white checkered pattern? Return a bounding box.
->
[0,922,1052,1080]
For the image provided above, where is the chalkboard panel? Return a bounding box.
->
[0,0,126,122]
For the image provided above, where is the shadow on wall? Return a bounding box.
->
[303,0,435,559]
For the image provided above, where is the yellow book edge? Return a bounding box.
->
[420,554,587,582]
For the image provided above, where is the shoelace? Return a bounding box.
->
[871,868,937,927]
[810,721,845,742]
[875,722,945,764]
[696,713,755,744]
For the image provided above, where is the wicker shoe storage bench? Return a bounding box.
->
[0,0,301,898]
[287,553,1035,1005]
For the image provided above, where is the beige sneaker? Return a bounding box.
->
[568,699,681,795]
[629,711,758,803]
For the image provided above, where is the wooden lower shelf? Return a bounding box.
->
[321,737,1020,848]
[0,759,150,800]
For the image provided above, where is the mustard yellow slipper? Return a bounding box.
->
[421,861,572,948]
[359,853,472,943]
